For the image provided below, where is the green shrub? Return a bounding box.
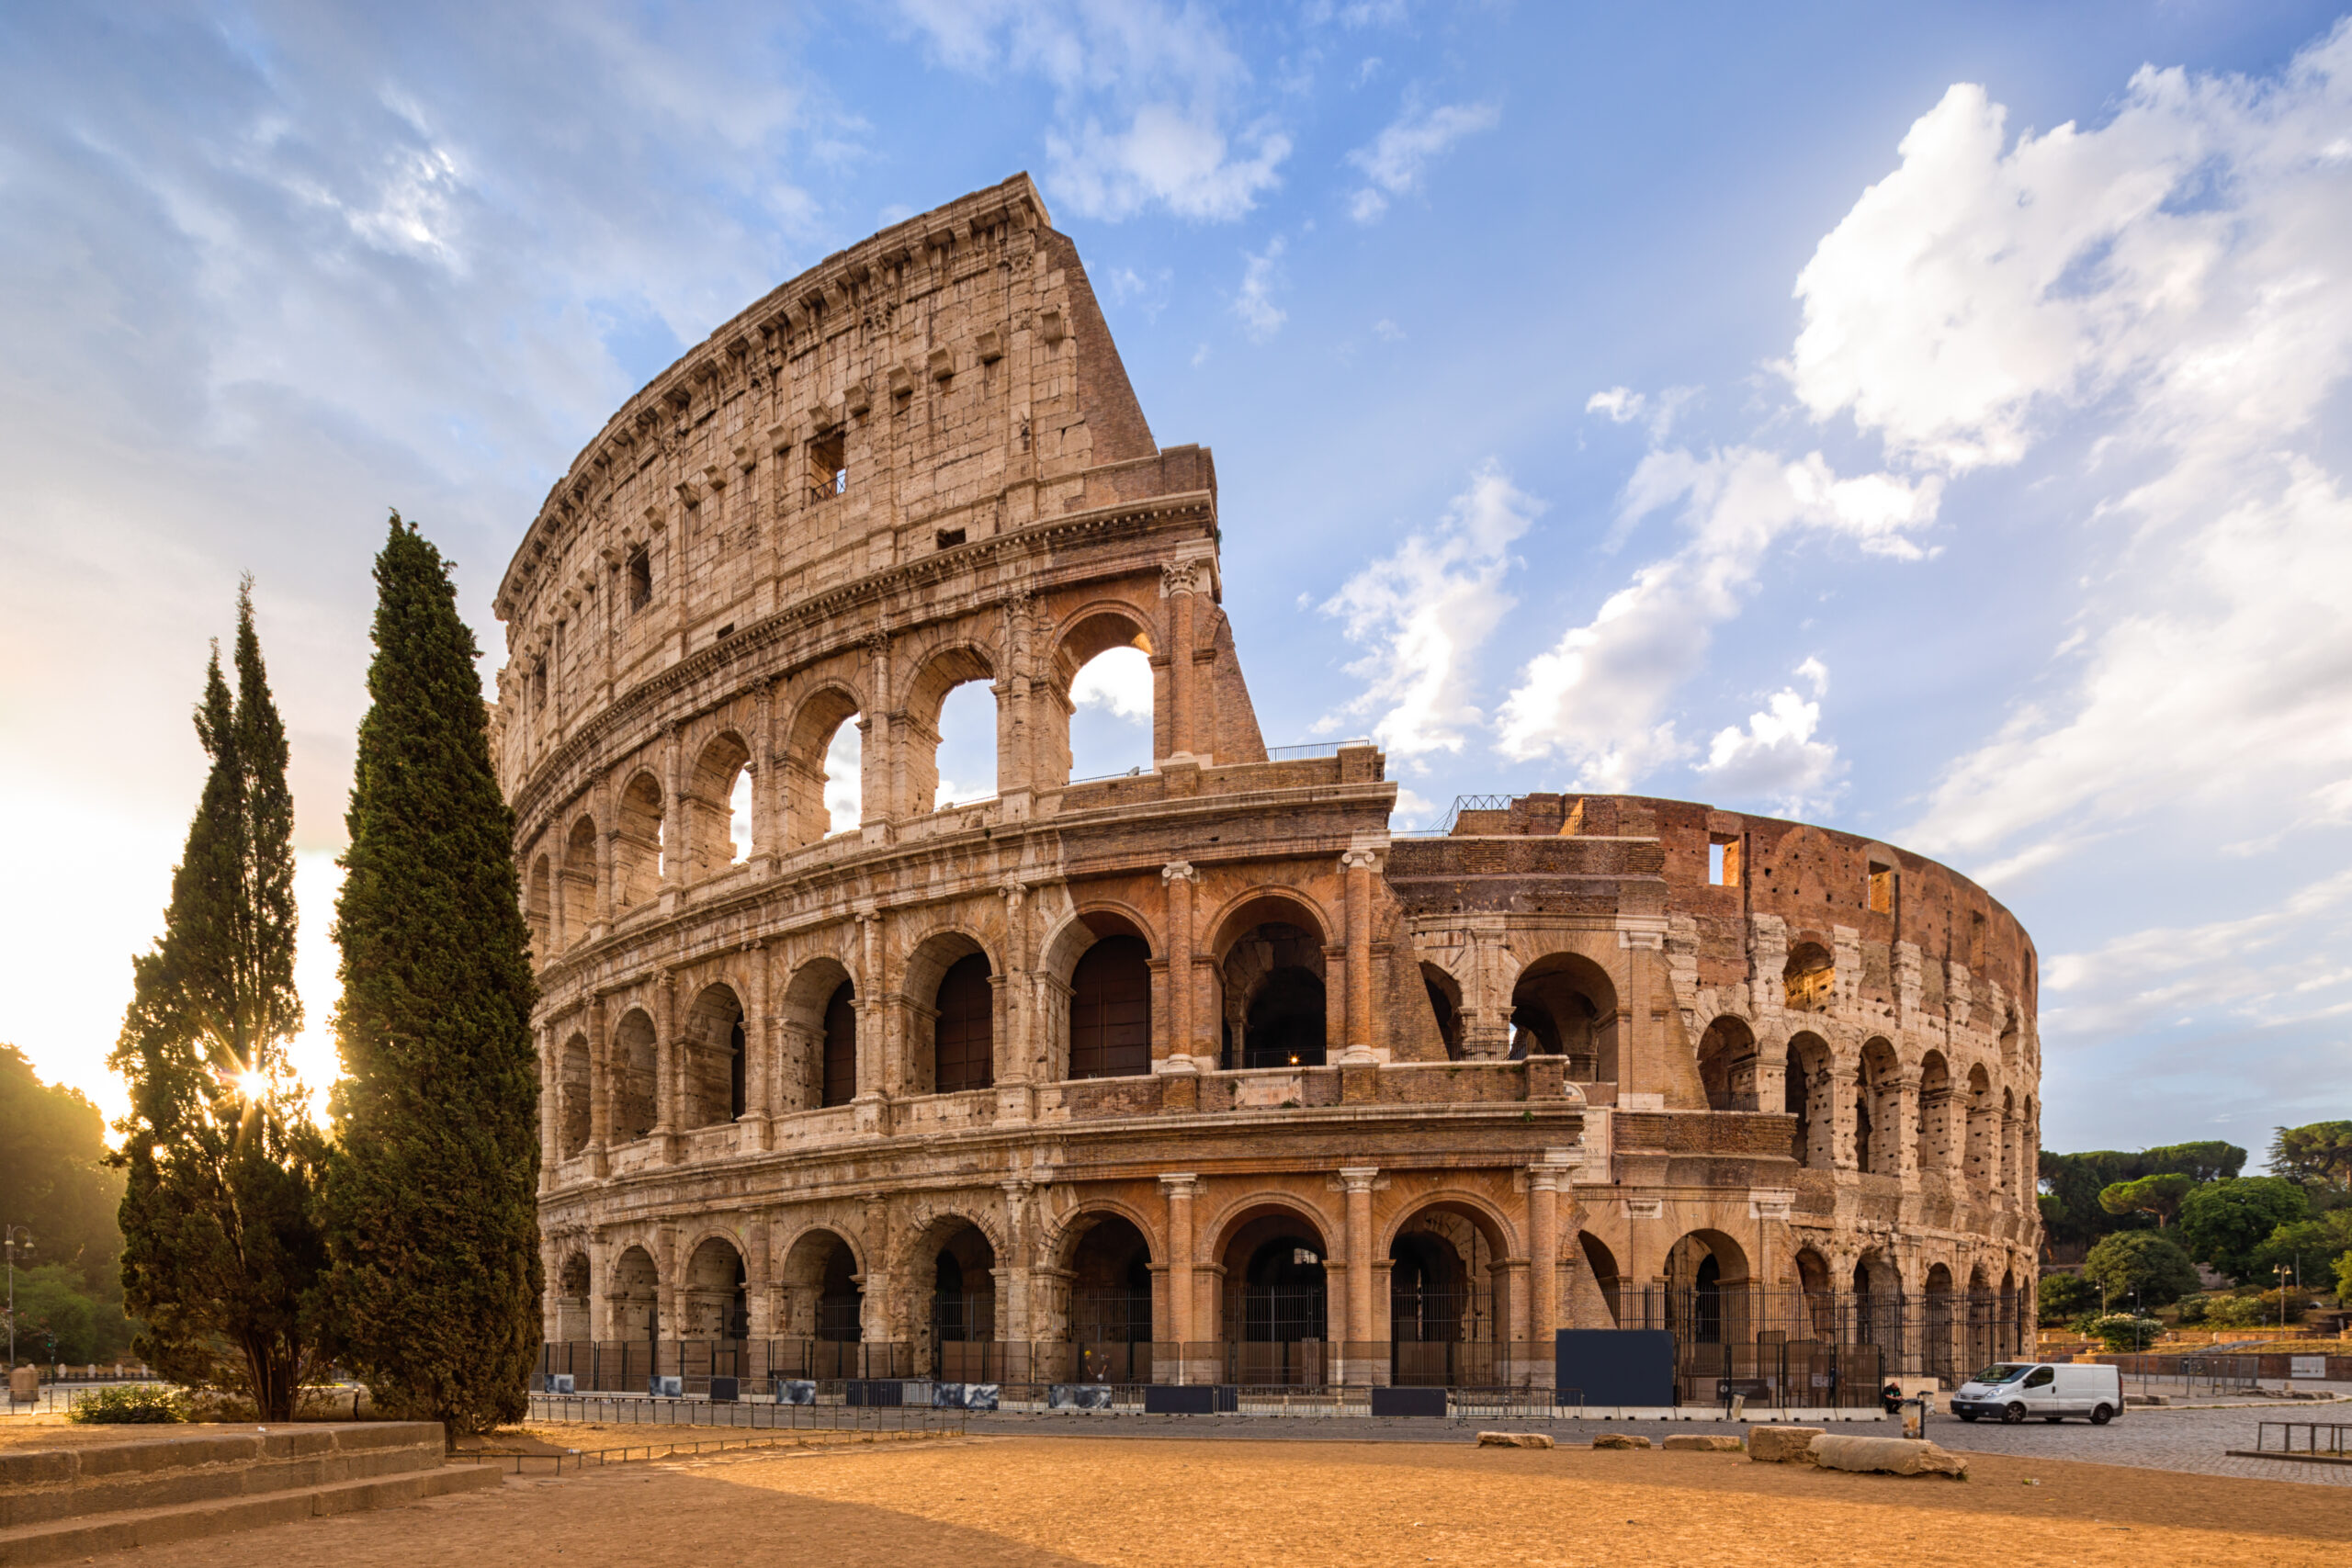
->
[2177,1292,2211,1325]
[66,1384,189,1425]
[2038,1271,2100,1325]
[2085,1313,2165,1351]
[2082,1229,2201,1307]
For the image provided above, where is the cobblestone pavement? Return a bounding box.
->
[958,1401,2352,1485]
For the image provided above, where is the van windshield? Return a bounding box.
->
[1973,1364,2031,1384]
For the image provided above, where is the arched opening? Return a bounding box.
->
[1665,1231,1751,1346]
[1696,1015,1757,1111]
[1998,1268,2020,1359]
[1785,1032,1831,1170]
[683,1236,748,1341]
[1420,964,1464,1061]
[611,1246,659,1343]
[1852,1248,1901,1353]
[1783,941,1834,1011]
[1577,1232,1622,1327]
[925,1221,999,1380]
[1064,1213,1154,1382]
[612,1009,658,1143]
[561,815,598,943]
[557,1033,591,1158]
[613,772,664,909]
[1967,1263,1995,1369]
[526,855,552,957]
[685,731,752,879]
[1508,953,1618,1080]
[682,984,746,1128]
[783,686,864,848]
[1859,1037,1900,1176]
[909,646,998,813]
[779,1229,865,1367]
[1223,1210,1330,1385]
[1923,1261,1958,1384]
[933,953,995,1095]
[1217,906,1329,1070]
[1389,1202,1504,1386]
[1917,1051,1952,1175]
[1056,610,1156,785]
[776,958,855,1113]
[1069,935,1151,1079]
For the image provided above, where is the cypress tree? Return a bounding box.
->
[327,513,541,1435]
[111,581,331,1421]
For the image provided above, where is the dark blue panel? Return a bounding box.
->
[1555,1329,1676,1406]
[1370,1386,1448,1417]
[1143,1383,1238,1414]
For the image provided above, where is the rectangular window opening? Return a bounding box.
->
[935,527,967,550]
[625,547,652,613]
[1869,864,1894,915]
[1708,832,1740,887]
[807,432,846,501]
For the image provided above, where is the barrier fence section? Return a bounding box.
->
[526,1392,966,1437]
[2244,1421,2352,1462]
[1611,1285,2029,1399]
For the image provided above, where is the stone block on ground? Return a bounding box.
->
[1662,1434,1744,1452]
[1747,1426,1823,1464]
[1589,1433,1651,1450]
[1807,1435,1969,1478]
[1475,1431,1554,1449]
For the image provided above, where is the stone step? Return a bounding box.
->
[0,1424,447,1529]
[0,1458,501,1565]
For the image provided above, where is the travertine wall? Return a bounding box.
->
[497,175,2040,1380]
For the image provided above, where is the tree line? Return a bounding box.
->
[2039,1125,2352,1326]
[0,1044,134,1362]
[107,518,538,1435]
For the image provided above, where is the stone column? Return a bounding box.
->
[747,941,774,1145]
[1339,1168,1378,1380]
[1831,1062,1862,1171]
[750,678,776,868]
[654,969,679,1149]
[1340,847,1381,1063]
[537,1023,558,1193]
[1161,562,1198,761]
[1159,862,1199,1068]
[1160,1173,1197,1381]
[854,907,888,1131]
[1894,1071,1922,1180]
[1527,1162,1561,1352]
[661,725,684,893]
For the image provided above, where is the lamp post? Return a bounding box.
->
[2277,1264,2291,1334]
[3,1226,29,1404]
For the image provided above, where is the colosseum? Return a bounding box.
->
[494,174,2041,1405]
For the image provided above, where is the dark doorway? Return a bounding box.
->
[821,980,857,1107]
[1069,936,1150,1079]
[934,953,995,1093]
[728,1019,747,1121]
[1244,967,1326,1068]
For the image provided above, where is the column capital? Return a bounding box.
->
[1337,1166,1379,1193]
[1338,848,1384,874]
[1159,1171,1200,1199]
[1159,559,1203,597]
[1160,860,1198,884]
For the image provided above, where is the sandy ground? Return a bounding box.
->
[82,1434,2352,1567]
[0,1418,211,1451]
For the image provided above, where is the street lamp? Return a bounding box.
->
[2276,1264,2291,1334]
[3,1226,29,1404]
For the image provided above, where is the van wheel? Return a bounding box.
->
[2090,1404,2114,1425]
[2002,1403,2026,1425]
[1957,1413,1979,1423]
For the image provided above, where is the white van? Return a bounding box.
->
[1949,1362,2122,1425]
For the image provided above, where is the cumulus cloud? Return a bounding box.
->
[1319,464,1542,763]
[1346,98,1499,222]
[1493,448,1939,785]
[898,0,1290,220]
[1694,659,1842,813]
[1231,237,1288,340]
[1769,23,2352,874]
[1072,645,1154,719]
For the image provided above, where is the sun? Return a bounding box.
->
[234,1068,267,1100]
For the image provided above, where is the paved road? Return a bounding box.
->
[957,1401,2352,1485]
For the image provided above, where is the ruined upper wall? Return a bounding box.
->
[1392,792,2037,1025]
[492,174,1194,735]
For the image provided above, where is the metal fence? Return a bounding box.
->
[1611,1286,2031,1387]
[527,1392,965,1438]
[2238,1421,2352,1463]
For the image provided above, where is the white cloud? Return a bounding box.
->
[1587,387,1645,423]
[1494,449,1939,784]
[1072,645,1153,720]
[898,0,1290,221]
[1695,663,1842,814]
[1773,23,2352,871]
[1346,98,1499,222]
[1319,463,1542,762]
[1232,237,1287,340]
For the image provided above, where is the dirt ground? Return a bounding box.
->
[82,1433,2352,1567]
[0,1418,206,1451]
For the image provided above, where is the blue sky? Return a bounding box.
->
[4,1,2350,1162]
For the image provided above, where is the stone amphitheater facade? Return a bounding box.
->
[494,175,2041,1390]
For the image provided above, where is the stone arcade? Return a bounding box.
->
[492,175,2041,1397]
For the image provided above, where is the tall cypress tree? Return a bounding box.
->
[112,581,330,1420]
[327,514,540,1435]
